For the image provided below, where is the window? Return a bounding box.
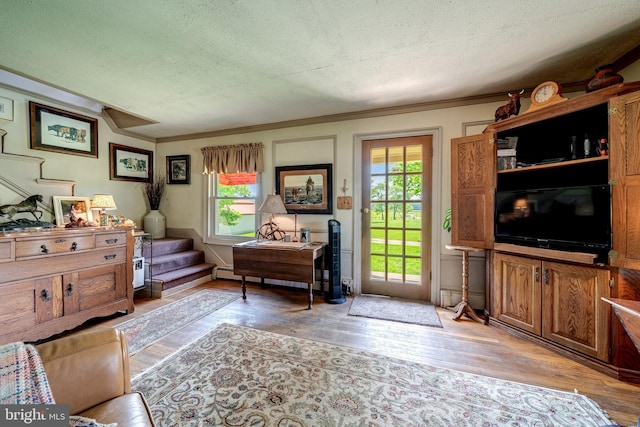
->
[206,172,261,243]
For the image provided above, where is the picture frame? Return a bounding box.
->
[166,154,191,184]
[29,101,98,158]
[52,196,93,226]
[275,163,333,214]
[109,143,153,183]
[0,96,14,121]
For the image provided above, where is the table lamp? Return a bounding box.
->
[257,194,288,240]
[92,194,117,226]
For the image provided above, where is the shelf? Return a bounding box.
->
[497,155,608,174]
[493,243,599,264]
[602,298,640,354]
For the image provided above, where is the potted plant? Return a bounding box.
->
[145,176,165,211]
[143,176,166,238]
[443,208,451,233]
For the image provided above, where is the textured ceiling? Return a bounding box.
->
[1,0,640,141]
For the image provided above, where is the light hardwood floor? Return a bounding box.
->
[71,280,640,426]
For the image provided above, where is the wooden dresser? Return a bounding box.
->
[0,226,134,344]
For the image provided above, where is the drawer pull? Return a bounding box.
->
[41,289,52,302]
[40,244,49,254]
[104,254,117,260]
[105,238,118,244]
[65,283,74,297]
[55,239,66,243]
[71,242,78,251]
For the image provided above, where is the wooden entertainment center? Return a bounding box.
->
[0,226,135,345]
[451,82,640,382]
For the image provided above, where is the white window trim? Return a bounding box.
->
[203,172,262,246]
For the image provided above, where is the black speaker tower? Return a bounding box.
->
[325,219,346,304]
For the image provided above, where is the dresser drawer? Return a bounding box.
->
[15,234,95,258]
[82,246,127,266]
[0,240,13,262]
[96,231,127,247]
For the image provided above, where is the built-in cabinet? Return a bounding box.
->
[493,252,610,361]
[451,82,640,382]
[0,227,134,344]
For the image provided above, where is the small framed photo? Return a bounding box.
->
[29,102,98,158]
[52,196,93,226]
[0,96,14,121]
[275,163,333,214]
[166,154,191,184]
[109,143,153,183]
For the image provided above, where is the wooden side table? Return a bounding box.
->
[233,240,326,309]
[445,244,487,324]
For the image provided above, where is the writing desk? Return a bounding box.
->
[233,240,326,309]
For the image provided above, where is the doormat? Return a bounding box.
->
[115,289,240,355]
[348,294,443,327]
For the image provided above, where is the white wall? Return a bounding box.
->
[0,87,155,225]
[157,101,510,301]
[2,60,639,304]
[158,61,640,303]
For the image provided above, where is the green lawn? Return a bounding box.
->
[370,215,422,276]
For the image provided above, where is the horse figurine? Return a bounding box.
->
[0,195,44,221]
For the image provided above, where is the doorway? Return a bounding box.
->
[361,135,433,300]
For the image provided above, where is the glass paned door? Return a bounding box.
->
[361,136,432,299]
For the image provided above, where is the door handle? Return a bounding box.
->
[362,208,370,214]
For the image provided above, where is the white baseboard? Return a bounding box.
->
[440,289,485,310]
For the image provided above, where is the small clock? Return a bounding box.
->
[525,81,568,113]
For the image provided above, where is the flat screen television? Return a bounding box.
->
[495,184,611,259]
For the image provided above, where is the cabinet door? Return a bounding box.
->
[542,261,610,361]
[493,253,541,334]
[451,133,495,248]
[609,91,640,269]
[63,263,127,315]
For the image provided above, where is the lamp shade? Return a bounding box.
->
[92,194,117,210]
[258,194,287,214]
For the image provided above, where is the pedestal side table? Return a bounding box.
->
[445,244,487,324]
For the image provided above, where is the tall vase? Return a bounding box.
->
[144,210,165,239]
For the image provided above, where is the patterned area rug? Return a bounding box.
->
[116,289,239,355]
[348,294,443,327]
[132,323,614,426]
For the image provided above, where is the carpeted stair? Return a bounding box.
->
[143,237,215,294]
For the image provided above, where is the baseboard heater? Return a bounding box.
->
[212,264,234,280]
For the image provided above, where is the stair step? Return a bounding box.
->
[153,263,215,291]
[151,250,205,275]
[138,236,216,295]
[143,237,194,257]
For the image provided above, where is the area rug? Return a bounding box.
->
[131,323,614,426]
[115,289,240,355]
[348,294,443,328]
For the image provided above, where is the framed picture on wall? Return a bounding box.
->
[166,154,190,184]
[275,163,333,214]
[52,196,93,226]
[0,96,14,121]
[29,102,98,158]
[109,143,153,183]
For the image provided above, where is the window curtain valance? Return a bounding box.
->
[201,142,264,174]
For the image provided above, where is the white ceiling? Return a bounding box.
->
[1,1,640,141]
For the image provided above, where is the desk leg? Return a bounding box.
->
[241,276,247,300]
[307,283,313,309]
[451,250,486,324]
